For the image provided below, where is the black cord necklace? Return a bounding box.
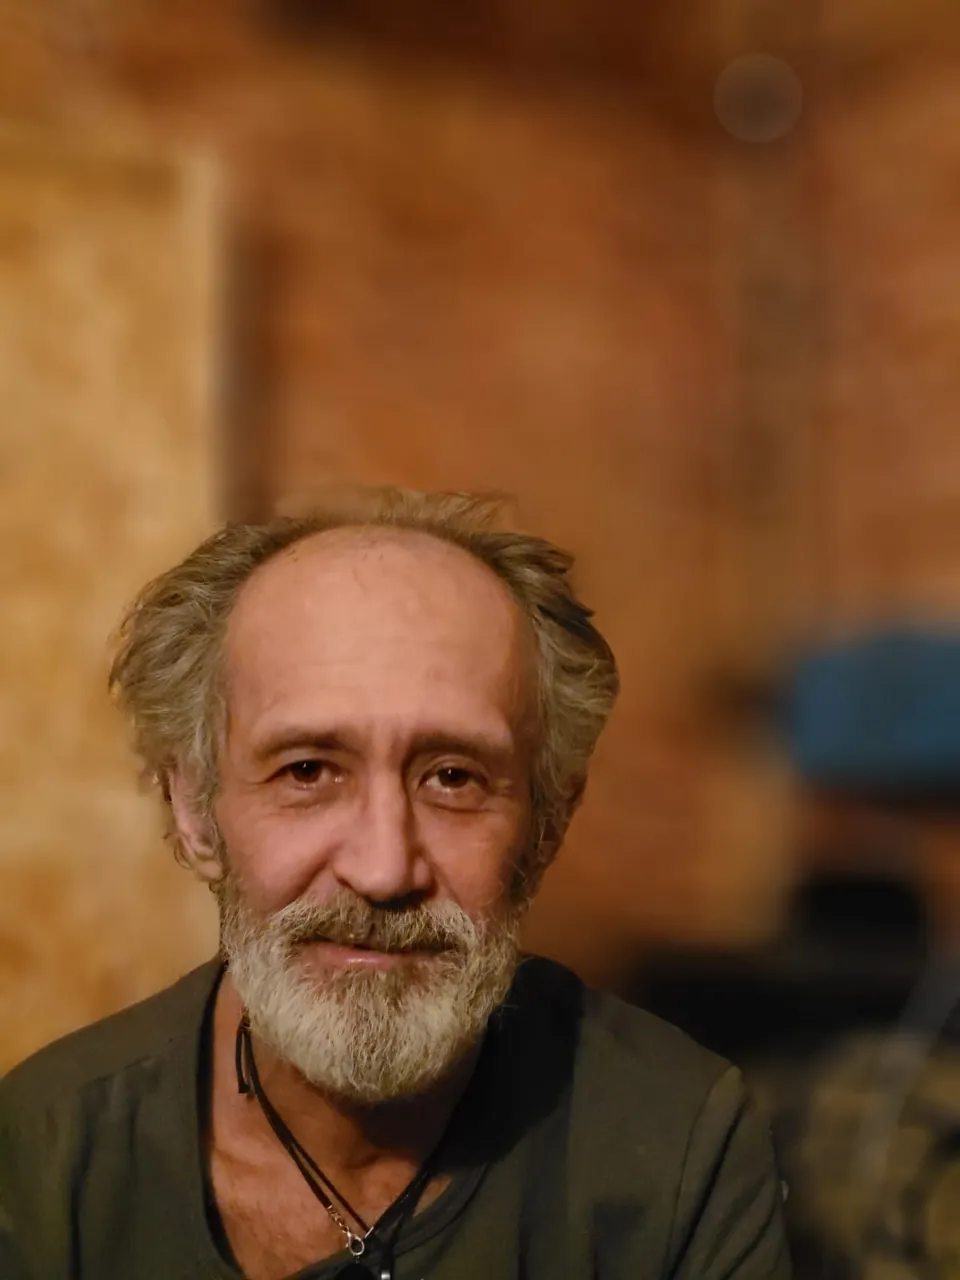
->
[235,1016,438,1279]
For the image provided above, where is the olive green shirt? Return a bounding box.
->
[0,955,790,1279]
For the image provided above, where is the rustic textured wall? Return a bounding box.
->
[0,7,794,987]
[6,0,960,1027]
[95,22,798,975]
[0,126,219,1069]
[231,57,781,967]
[818,63,960,628]
[245,55,802,972]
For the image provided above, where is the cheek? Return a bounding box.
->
[214,790,338,912]
[416,810,525,912]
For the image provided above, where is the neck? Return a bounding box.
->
[210,971,480,1183]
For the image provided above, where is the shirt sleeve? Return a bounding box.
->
[0,1087,31,1279]
[665,1066,792,1280]
[0,1214,30,1280]
[0,1076,67,1280]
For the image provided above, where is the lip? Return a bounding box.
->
[301,940,422,970]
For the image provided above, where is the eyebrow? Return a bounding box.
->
[250,726,517,770]
[251,730,350,764]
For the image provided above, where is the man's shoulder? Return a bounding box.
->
[519,957,727,1064]
[580,971,730,1098]
[515,952,728,1090]
[0,957,221,1116]
[511,959,790,1277]
[508,957,778,1265]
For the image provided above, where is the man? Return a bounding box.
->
[0,487,790,1279]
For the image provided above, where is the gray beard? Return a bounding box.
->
[216,874,524,1105]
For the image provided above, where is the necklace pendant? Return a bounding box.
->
[336,1264,374,1279]
[346,1230,366,1258]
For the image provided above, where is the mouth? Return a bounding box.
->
[296,937,449,971]
[296,931,450,954]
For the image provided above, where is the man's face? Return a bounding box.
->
[203,528,535,1101]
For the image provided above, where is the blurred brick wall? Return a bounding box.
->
[818,62,960,627]
[0,1,797,1004]
[3,0,959,1019]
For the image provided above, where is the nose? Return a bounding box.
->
[332,772,434,904]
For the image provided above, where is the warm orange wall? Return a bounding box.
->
[0,128,220,1070]
[4,1,960,1017]
[817,63,960,628]
[0,8,795,990]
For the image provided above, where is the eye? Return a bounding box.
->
[283,760,333,785]
[421,765,487,809]
[433,766,475,790]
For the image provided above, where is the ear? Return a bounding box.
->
[168,769,221,883]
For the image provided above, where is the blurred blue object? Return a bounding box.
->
[785,629,960,798]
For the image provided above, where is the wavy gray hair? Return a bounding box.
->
[109,487,619,892]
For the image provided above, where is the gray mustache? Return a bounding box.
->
[278,898,475,955]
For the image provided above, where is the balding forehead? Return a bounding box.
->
[223,526,538,727]
[233,525,522,626]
